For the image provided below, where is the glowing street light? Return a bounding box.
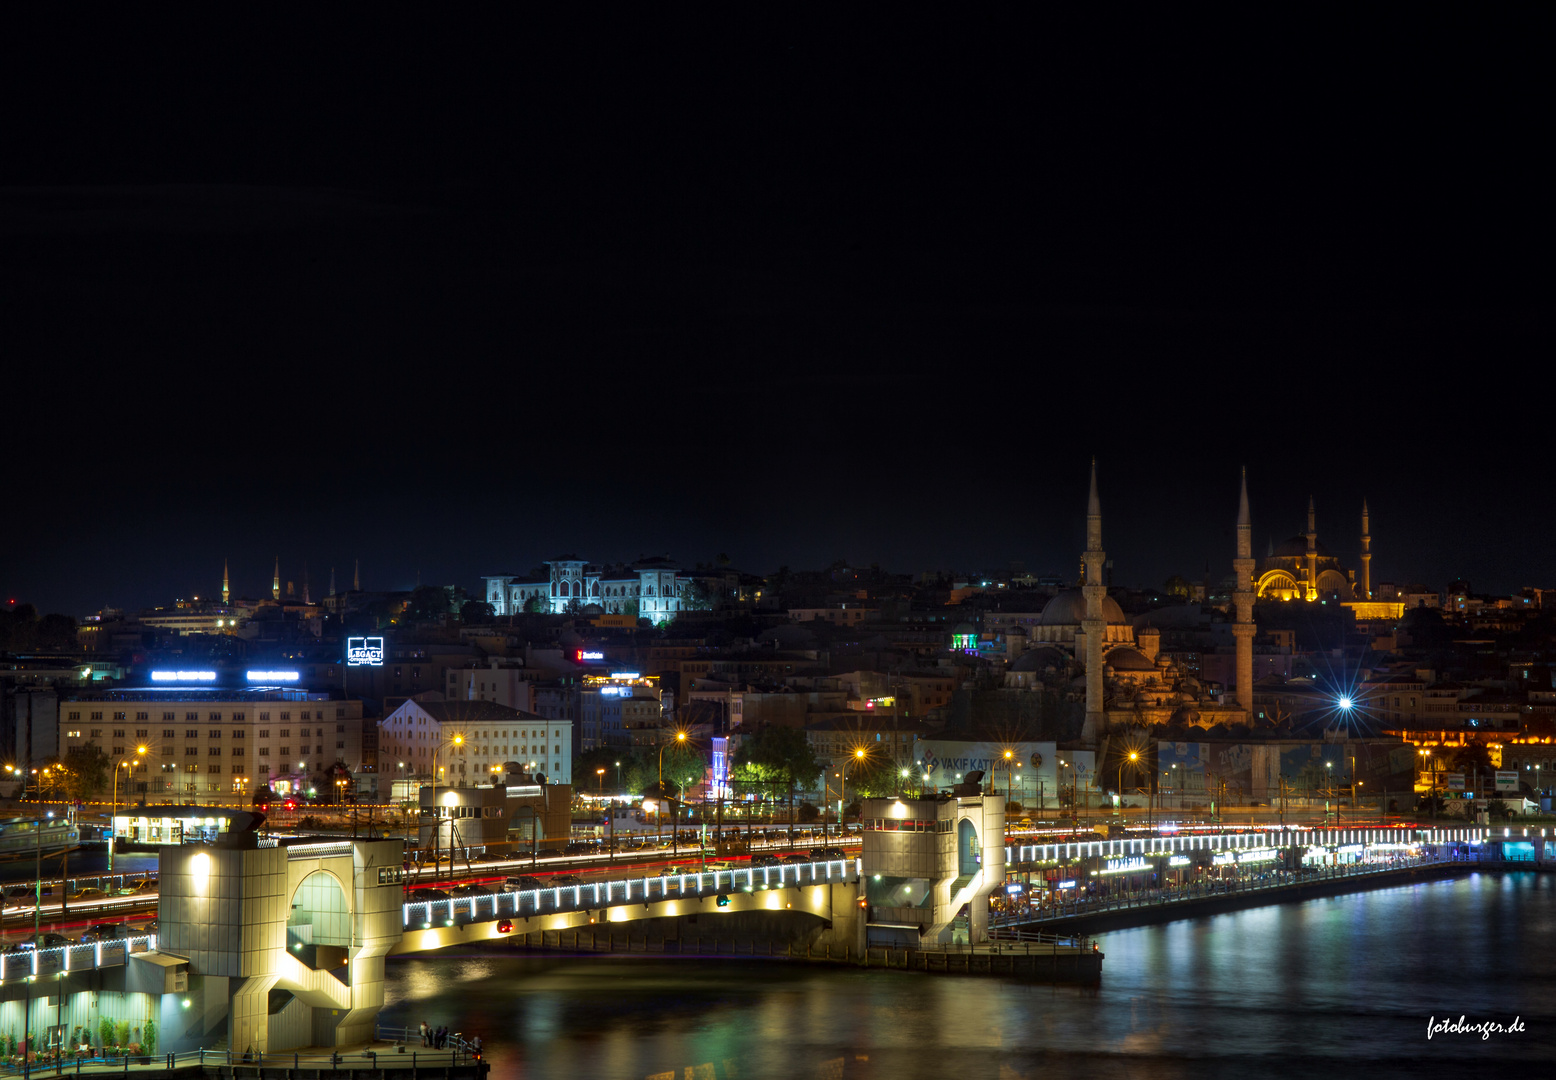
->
[109,745,148,875]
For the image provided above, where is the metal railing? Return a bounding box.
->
[0,936,157,985]
[404,859,860,930]
[2,1043,481,1077]
[992,852,1464,926]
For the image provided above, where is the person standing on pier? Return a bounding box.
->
[419,1022,428,1046]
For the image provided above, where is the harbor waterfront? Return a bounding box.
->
[379,869,1556,1080]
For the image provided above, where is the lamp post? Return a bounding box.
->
[1003,749,1015,806]
[657,731,688,852]
[614,760,622,792]
[1117,750,1138,818]
[596,767,606,794]
[430,733,465,882]
[836,748,866,845]
[108,745,147,876]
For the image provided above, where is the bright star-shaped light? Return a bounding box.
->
[1338,696,1353,710]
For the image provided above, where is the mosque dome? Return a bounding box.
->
[1039,589,1126,626]
[1009,646,1068,673]
[1170,706,1201,726]
[1104,646,1155,672]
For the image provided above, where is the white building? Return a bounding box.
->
[444,660,538,711]
[378,698,572,786]
[483,555,683,622]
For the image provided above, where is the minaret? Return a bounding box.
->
[222,559,230,606]
[272,557,281,601]
[328,567,336,597]
[1359,499,1372,600]
[1304,496,1318,601]
[1080,460,1107,743]
[303,564,311,606]
[1232,469,1257,716]
[353,558,361,592]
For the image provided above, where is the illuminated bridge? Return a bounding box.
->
[390,858,863,956]
[1004,825,1490,868]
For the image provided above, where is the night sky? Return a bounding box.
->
[4,12,1545,616]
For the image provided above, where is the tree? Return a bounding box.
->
[403,586,453,623]
[732,725,824,839]
[678,580,713,611]
[1450,742,1495,793]
[622,597,639,621]
[459,600,496,625]
[62,743,110,802]
[1164,575,1192,599]
[523,595,548,614]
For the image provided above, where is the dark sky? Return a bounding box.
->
[3,11,1546,616]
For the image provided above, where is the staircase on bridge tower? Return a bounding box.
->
[859,771,1006,948]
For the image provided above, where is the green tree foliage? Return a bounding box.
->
[843,754,905,799]
[459,600,496,625]
[660,740,705,796]
[141,1021,156,1057]
[732,726,823,834]
[523,595,548,614]
[0,605,78,651]
[677,580,714,611]
[62,743,110,801]
[1450,742,1494,781]
[99,1019,114,1051]
[403,586,454,623]
[1163,574,1191,599]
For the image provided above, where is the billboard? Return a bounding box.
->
[346,636,385,666]
[1445,772,1465,792]
[1495,771,1519,792]
[916,740,1057,799]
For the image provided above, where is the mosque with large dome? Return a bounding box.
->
[1022,463,1259,743]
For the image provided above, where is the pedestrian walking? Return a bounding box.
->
[419,1022,428,1046]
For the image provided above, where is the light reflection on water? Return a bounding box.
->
[380,872,1555,1080]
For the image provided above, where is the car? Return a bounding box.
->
[5,941,36,955]
[119,879,157,895]
[504,875,544,892]
[38,933,69,947]
[552,874,584,887]
[409,889,450,902]
[450,884,492,898]
[749,853,782,867]
[782,853,812,864]
[562,841,596,855]
[5,885,32,900]
[70,887,109,903]
[809,847,848,860]
[77,924,129,944]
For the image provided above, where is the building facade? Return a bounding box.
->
[378,698,573,786]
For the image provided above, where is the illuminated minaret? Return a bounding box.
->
[1080,460,1107,742]
[1359,499,1372,600]
[272,557,281,601]
[303,564,311,606]
[1304,496,1318,601]
[1232,469,1257,716]
[353,558,360,592]
[328,567,336,598]
[222,559,230,606]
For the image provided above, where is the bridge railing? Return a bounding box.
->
[403,859,860,929]
[1004,826,1488,867]
[0,935,158,986]
[992,852,1460,926]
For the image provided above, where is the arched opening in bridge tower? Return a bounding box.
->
[958,819,982,878]
[288,870,352,977]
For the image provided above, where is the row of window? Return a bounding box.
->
[66,709,349,722]
[862,819,954,833]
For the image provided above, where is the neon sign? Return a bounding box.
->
[346,637,385,667]
[246,670,300,682]
[150,671,216,682]
[1099,857,1149,876]
[577,651,604,661]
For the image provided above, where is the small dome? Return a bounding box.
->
[1170,706,1201,726]
[1104,646,1154,672]
[953,621,977,634]
[1009,646,1067,673]
[1040,588,1126,626]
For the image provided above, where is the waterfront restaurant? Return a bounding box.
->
[111,806,259,848]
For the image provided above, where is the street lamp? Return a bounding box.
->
[1003,749,1015,805]
[430,733,465,880]
[1118,750,1138,817]
[656,731,689,851]
[109,745,148,875]
[596,767,606,794]
[835,748,866,846]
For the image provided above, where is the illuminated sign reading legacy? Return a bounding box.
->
[346,637,385,667]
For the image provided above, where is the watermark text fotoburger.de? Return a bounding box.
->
[1426,1015,1525,1041]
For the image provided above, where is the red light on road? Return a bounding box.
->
[496,920,513,933]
